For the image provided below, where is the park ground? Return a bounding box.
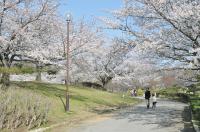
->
[1,82,199,132]
[50,99,195,132]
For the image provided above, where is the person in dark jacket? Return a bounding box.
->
[145,87,151,109]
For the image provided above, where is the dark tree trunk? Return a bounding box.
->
[1,72,10,89]
[35,64,42,82]
[0,59,11,88]
[101,76,113,90]
[36,71,41,82]
[0,45,17,88]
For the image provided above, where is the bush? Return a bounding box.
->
[20,67,35,74]
[0,88,51,130]
[137,88,144,96]
[157,87,180,97]
[176,93,189,102]
[47,68,58,75]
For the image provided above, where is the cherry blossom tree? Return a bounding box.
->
[43,19,106,84]
[72,38,136,88]
[97,0,200,90]
[0,0,58,86]
[101,0,200,70]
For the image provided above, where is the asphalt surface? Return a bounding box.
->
[66,99,195,132]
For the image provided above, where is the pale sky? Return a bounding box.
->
[58,0,123,20]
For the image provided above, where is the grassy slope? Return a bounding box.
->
[12,81,139,128]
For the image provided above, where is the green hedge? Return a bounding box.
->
[0,67,35,74]
[157,87,189,103]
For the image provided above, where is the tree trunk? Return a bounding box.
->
[35,65,42,82]
[0,50,14,88]
[101,76,113,91]
[36,72,41,82]
[111,87,114,93]
[1,72,10,89]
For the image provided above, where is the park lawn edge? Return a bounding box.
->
[9,81,140,131]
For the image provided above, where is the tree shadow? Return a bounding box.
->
[55,94,66,110]
[70,95,89,102]
[111,101,195,131]
[13,81,67,97]
[91,108,116,114]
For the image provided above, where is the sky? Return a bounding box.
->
[58,0,123,20]
[58,0,123,38]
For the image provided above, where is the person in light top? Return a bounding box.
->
[152,93,157,109]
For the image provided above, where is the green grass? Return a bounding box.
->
[156,87,189,102]
[12,81,139,128]
[190,95,200,126]
[157,87,186,96]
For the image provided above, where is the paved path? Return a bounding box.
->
[67,99,195,132]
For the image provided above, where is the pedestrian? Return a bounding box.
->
[134,89,137,96]
[130,89,134,97]
[145,87,151,109]
[152,93,157,109]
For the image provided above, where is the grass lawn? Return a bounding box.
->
[11,81,139,130]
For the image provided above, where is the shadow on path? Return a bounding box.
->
[66,99,196,132]
[112,100,195,132]
[181,106,195,132]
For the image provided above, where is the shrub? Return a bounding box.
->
[47,68,58,75]
[0,88,51,130]
[19,67,35,74]
[176,93,189,102]
[137,88,144,96]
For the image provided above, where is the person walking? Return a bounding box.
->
[145,88,151,109]
[152,93,157,109]
[130,89,134,97]
[134,89,137,96]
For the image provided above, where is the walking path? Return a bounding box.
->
[66,99,195,132]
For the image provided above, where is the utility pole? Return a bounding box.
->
[65,13,71,112]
